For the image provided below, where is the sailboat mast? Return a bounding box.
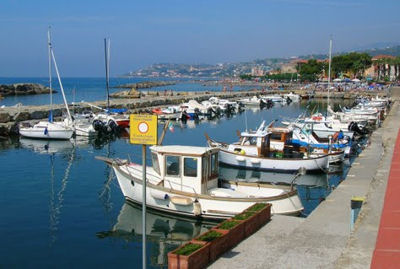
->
[48,27,53,122]
[50,48,72,122]
[327,38,332,111]
[104,38,110,109]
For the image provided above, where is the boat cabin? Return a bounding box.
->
[149,145,220,194]
[227,122,299,157]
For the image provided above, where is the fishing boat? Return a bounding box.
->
[19,28,73,140]
[283,92,301,102]
[206,121,329,173]
[152,107,181,120]
[238,96,267,107]
[97,145,304,218]
[290,125,351,157]
[267,125,345,164]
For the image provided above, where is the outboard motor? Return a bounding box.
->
[180,110,189,122]
[92,119,105,132]
[107,120,118,133]
[286,97,292,104]
[348,121,369,135]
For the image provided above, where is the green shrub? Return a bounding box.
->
[198,230,223,242]
[233,211,255,220]
[246,203,267,212]
[219,220,240,230]
[174,243,203,256]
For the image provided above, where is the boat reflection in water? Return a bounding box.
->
[219,164,328,187]
[97,202,215,267]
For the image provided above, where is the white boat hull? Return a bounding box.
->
[112,164,303,218]
[19,122,73,140]
[218,149,329,173]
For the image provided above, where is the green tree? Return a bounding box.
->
[298,59,325,82]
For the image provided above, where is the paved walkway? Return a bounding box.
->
[370,125,400,267]
[210,87,400,268]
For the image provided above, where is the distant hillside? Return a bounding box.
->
[125,44,400,78]
[362,45,400,57]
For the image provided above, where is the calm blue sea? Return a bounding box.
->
[0,77,257,107]
[0,94,354,268]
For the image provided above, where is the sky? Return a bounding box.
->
[0,0,399,77]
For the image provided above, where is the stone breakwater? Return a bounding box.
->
[0,83,55,97]
[0,89,387,137]
[113,81,176,89]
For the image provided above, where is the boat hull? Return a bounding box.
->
[20,122,74,140]
[112,164,304,219]
[218,149,329,173]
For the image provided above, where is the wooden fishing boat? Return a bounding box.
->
[206,121,329,173]
[97,145,304,219]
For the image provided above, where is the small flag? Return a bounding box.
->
[168,122,174,132]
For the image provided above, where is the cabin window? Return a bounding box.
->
[166,155,180,176]
[242,137,256,145]
[270,133,282,141]
[210,153,218,176]
[184,158,198,177]
[151,153,160,175]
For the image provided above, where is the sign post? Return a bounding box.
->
[129,114,158,269]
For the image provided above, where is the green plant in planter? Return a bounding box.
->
[174,243,203,256]
[219,220,240,230]
[233,211,255,221]
[246,203,267,212]
[198,230,223,242]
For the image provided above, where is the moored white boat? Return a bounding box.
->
[97,145,304,218]
[206,121,329,173]
[19,121,74,140]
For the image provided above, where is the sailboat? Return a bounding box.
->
[19,28,74,140]
[91,38,129,133]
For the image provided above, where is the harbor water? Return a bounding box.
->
[0,77,257,107]
[0,89,356,268]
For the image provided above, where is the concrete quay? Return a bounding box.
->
[209,87,400,269]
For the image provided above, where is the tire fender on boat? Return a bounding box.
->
[150,189,169,200]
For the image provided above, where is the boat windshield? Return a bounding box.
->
[184,158,197,177]
[151,153,160,175]
[166,155,180,176]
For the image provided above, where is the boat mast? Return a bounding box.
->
[50,41,73,122]
[48,27,53,122]
[104,38,110,109]
[327,38,332,112]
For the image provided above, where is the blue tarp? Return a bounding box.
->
[107,108,128,114]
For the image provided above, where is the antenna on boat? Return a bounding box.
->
[47,26,53,123]
[327,37,333,115]
[104,38,111,110]
[244,109,248,132]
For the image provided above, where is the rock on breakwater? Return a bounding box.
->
[0,83,56,96]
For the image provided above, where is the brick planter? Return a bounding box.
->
[168,241,210,269]
[215,218,245,249]
[195,228,230,262]
[245,203,272,232]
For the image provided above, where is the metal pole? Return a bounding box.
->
[327,38,332,111]
[142,144,147,269]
